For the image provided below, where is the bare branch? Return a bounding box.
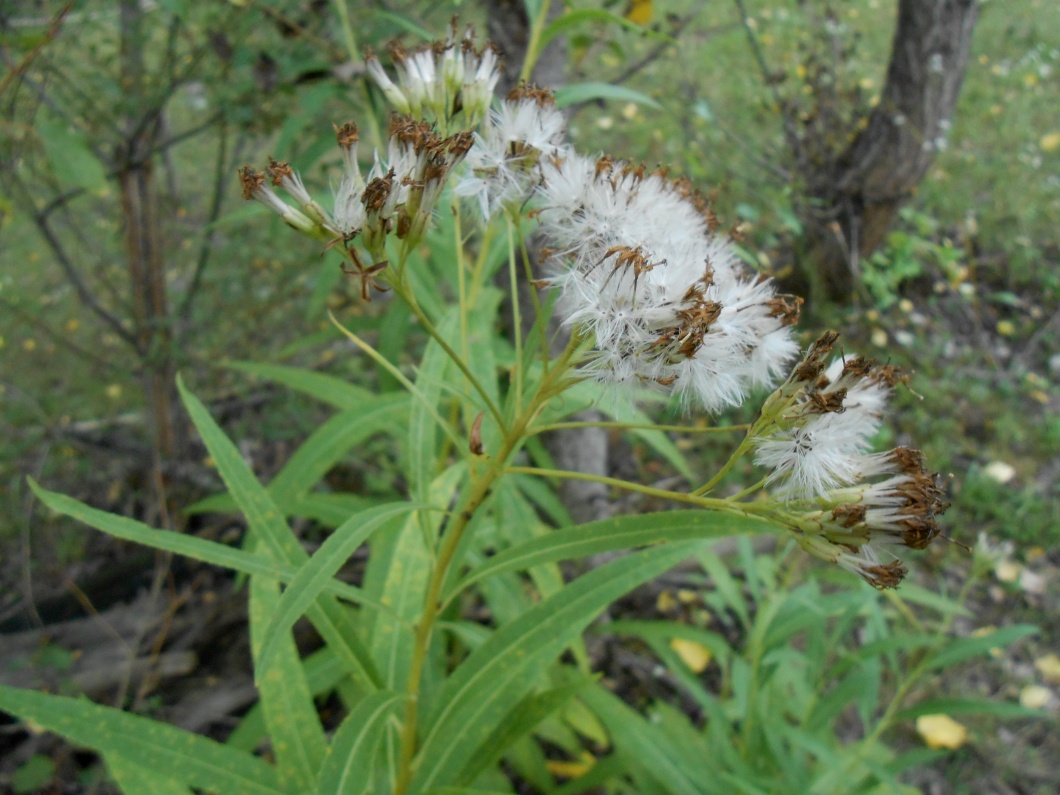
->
[0,3,72,97]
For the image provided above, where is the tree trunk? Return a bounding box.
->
[801,0,979,301]
[119,0,189,492]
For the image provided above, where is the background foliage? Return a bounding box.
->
[0,1,1056,793]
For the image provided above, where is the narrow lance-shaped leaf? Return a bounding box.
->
[106,754,195,795]
[227,361,373,410]
[268,397,409,504]
[449,510,772,600]
[0,685,283,795]
[28,480,372,609]
[249,558,327,791]
[177,377,382,690]
[317,690,405,795]
[256,500,420,676]
[412,542,702,793]
[370,465,464,692]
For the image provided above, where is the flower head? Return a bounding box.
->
[535,153,800,411]
[786,446,949,588]
[752,334,906,498]
[365,23,501,132]
[455,85,569,220]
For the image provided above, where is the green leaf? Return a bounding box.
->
[317,690,405,795]
[369,467,462,690]
[451,511,770,601]
[368,9,434,41]
[540,9,668,50]
[29,480,374,608]
[227,361,373,410]
[37,112,107,191]
[0,686,282,795]
[249,564,327,791]
[257,501,418,677]
[922,624,1038,671]
[896,697,1045,721]
[408,309,461,502]
[412,542,701,793]
[267,398,408,504]
[890,583,970,617]
[554,82,661,110]
[366,517,428,686]
[227,646,350,754]
[12,754,55,795]
[695,547,752,630]
[107,754,195,795]
[178,377,382,690]
[581,685,725,795]
[454,675,597,786]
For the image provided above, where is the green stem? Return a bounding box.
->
[506,465,783,522]
[691,433,755,496]
[518,0,555,83]
[392,336,582,795]
[531,420,750,435]
[331,0,358,62]
[514,212,551,369]
[506,217,524,413]
[392,277,509,435]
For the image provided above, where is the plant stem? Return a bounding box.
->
[391,336,581,795]
[506,466,783,523]
[518,0,555,83]
[506,218,524,413]
[393,277,509,434]
[531,420,750,435]
[691,433,755,496]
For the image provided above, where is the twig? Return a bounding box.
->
[0,4,72,97]
[732,0,805,173]
[178,120,231,325]
[608,11,707,87]
[22,187,140,349]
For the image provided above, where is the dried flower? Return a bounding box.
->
[365,23,501,131]
[535,153,799,411]
[753,335,905,498]
[455,86,569,220]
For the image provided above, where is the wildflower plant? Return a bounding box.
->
[7,11,1032,795]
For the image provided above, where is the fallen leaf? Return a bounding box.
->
[671,637,712,673]
[624,0,653,26]
[995,561,1021,583]
[916,714,968,749]
[546,754,595,780]
[983,461,1016,484]
[1019,685,1051,710]
[656,591,678,612]
[1041,131,1060,152]
[1034,654,1060,684]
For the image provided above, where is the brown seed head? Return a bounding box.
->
[238,166,265,200]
